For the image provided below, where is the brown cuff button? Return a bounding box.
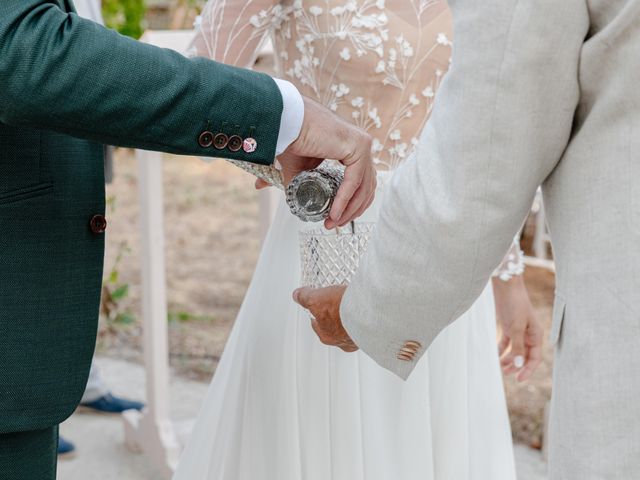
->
[227,135,243,152]
[198,131,214,148]
[90,214,107,234]
[396,352,413,361]
[213,133,229,150]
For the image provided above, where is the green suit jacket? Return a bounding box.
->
[0,0,284,434]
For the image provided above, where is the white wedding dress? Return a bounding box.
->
[175,2,521,479]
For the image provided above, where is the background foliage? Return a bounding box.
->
[100,0,211,37]
[102,0,147,38]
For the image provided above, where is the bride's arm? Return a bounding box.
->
[188,0,281,68]
[189,0,377,225]
[492,238,544,382]
[492,237,524,282]
[188,0,306,180]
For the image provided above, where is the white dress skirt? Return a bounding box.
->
[174,173,517,480]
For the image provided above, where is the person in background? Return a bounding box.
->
[56,0,143,459]
[58,361,145,458]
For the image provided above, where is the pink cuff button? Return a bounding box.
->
[243,137,257,153]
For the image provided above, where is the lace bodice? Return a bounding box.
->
[189,0,524,279]
[189,0,452,171]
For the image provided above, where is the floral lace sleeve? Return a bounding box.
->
[492,236,525,282]
[187,0,282,67]
[188,0,453,172]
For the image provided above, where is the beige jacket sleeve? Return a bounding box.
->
[341,0,590,379]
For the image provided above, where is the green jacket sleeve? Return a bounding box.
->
[0,0,283,165]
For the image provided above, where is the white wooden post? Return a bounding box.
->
[122,31,196,479]
[122,30,278,478]
[533,201,549,260]
[524,189,555,271]
[123,149,180,479]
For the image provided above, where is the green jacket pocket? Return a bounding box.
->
[0,183,53,206]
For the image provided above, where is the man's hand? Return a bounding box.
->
[277,96,377,229]
[293,285,358,352]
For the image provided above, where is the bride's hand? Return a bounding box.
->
[492,275,544,382]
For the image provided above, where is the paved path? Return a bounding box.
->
[58,357,547,480]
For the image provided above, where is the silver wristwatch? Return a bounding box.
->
[226,159,344,223]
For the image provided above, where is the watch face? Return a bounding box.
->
[296,180,331,215]
[286,164,344,222]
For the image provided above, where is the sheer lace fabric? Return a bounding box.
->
[189,0,523,275]
[190,0,452,171]
[493,236,525,282]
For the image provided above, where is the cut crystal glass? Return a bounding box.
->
[299,223,375,288]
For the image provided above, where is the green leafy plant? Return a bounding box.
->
[168,310,215,324]
[101,234,136,327]
[106,194,117,213]
[103,0,147,39]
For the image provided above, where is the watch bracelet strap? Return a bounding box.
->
[225,159,285,191]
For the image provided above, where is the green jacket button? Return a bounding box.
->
[89,215,107,234]
[228,135,243,152]
[198,131,214,148]
[213,133,229,150]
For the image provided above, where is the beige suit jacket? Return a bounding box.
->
[342,1,640,477]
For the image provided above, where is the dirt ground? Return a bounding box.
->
[99,148,556,448]
[97,149,262,375]
[504,266,555,448]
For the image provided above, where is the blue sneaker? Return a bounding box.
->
[79,393,145,415]
[57,436,76,459]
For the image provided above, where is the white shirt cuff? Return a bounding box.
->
[273,78,304,156]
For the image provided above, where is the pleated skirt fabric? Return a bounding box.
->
[174,176,516,480]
